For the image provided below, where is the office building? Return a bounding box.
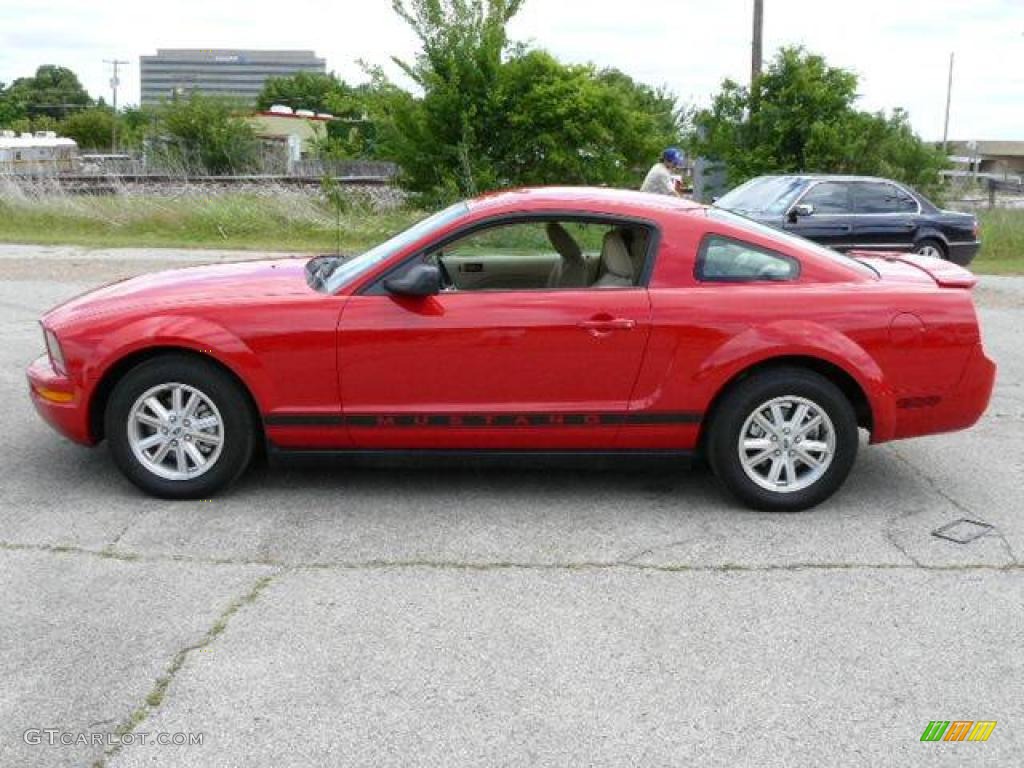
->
[140,49,326,105]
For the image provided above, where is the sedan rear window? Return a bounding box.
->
[851,182,918,214]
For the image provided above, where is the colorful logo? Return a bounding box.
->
[921,721,997,742]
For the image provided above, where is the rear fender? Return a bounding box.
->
[697,320,897,442]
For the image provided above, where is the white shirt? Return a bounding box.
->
[640,162,678,196]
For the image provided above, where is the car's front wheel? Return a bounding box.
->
[105,355,255,498]
[707,368,859,511]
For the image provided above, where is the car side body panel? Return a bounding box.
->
[27,187,994,460]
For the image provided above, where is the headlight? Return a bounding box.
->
[43,327,66,374]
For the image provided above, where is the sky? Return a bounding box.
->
[1,0,1021,141]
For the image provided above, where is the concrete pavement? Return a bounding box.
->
[0,245,1020,767]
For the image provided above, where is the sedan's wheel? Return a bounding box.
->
[707,368,858,511]
[106,355,254,498]
[914,238,947,260]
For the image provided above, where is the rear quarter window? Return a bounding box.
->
[695,234,800,282]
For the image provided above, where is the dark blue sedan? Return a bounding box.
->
[714,175,981,265]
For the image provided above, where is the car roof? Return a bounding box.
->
[467,186,706,215]
[750,174,913,185]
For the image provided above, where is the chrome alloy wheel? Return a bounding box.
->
[915,243,943,259]
[737,396,836,494]
[127,382,224,481]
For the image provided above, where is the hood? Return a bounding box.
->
[44,257,311,327]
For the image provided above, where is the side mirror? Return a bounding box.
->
[789,203,814,222]
[383,263,441,297]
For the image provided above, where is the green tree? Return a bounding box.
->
[381,0,525,202]
[690,47,947,197]
[257,71,347,113]
[0,81,24,126]
[489,51,681,186]
[6,114,61,135]
[258,71,384,159]
[3,65,92,120]
[60,107,117,151]
[149,94,259,174]
[376,0,683,204]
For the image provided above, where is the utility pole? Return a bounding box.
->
[752,0,764,85]
[941,52,954,155]
[104,59,128,153]
[750,0,764,112]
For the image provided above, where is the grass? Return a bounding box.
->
[0,187,423,253]
[973,209,1024,274]
[0,187,1021,274]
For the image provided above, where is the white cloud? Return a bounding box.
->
[1,0,1020,139]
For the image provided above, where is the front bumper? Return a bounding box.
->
[947,240,981,267]
[26,355,94,445]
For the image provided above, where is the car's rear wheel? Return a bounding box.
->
[914,238,947,260]
[707,368,858,511]
[105,355,255,498]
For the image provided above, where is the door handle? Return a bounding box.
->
[578,318,636,333]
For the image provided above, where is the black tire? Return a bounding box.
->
[105,355,255,499]
[913,238,947,260]
[706,368,859,512]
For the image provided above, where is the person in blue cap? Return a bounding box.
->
[641,147,685,196]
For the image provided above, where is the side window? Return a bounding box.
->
[799,182,851,214]
[852,183,918,213]
[410,219,650,292]
[696,235,800,282]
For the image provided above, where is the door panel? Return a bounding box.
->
[783,215,854,249]
[849,215,917,250]
[440,252,561,291]
[784,181,856,250]
[849,182,919,250]
[338,290,652,449]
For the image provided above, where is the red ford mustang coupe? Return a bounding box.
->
[27,188,995,510]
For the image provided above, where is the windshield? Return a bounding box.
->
[715,176,806,215]
[322,202,469,292]
[706,208,878,277]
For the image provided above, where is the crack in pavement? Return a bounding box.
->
[877,448,928,568]
[889,445,1020,567]
[91,572,281,768]
[2,539,1020,575]
[104,510,145,554]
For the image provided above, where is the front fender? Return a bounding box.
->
[696,320,898,442]
[81,314,274,413]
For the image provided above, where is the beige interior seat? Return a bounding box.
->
[593,231,635,288]
[627,227,648,278]
[545,222,587,288]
